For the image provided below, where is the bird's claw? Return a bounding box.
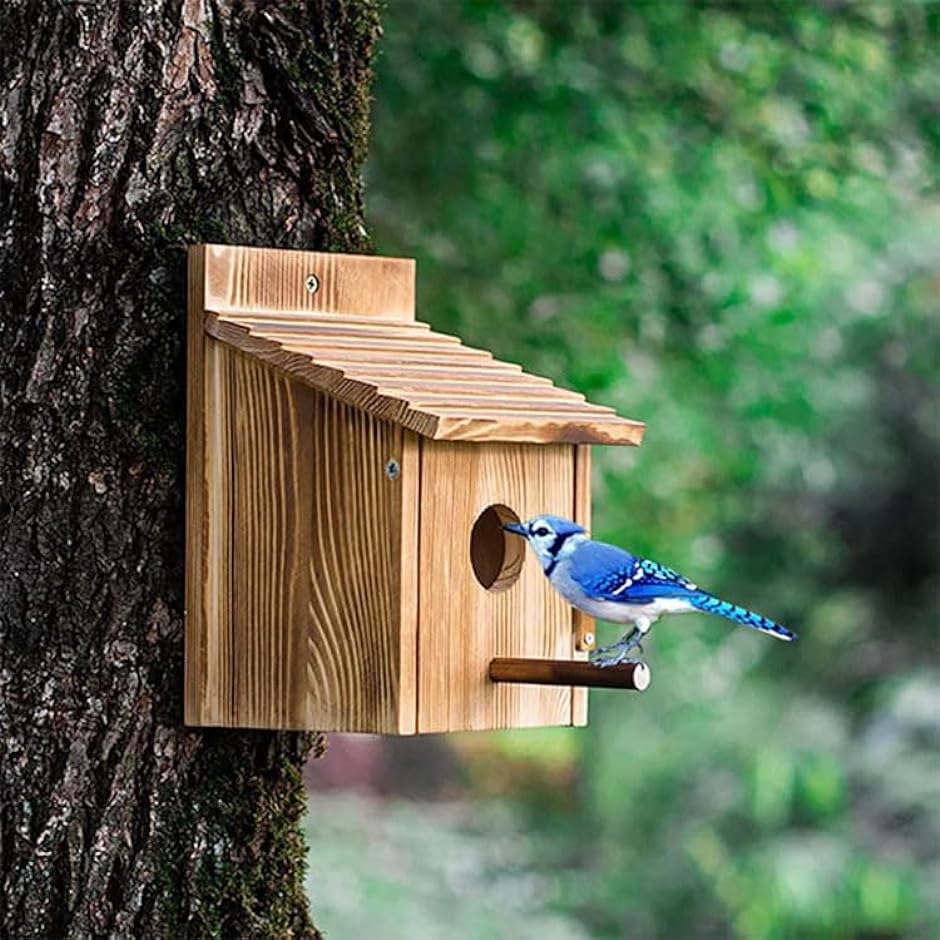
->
[591,652,643,669]
[590,627,645,667]
[589,641,644,669]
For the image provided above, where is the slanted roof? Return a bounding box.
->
[193,244,645,445]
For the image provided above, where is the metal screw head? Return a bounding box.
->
[304,273,320,295]
[582,632,595,648]
[385,459,400,480]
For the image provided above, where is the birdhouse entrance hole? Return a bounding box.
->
[470,504,526,592]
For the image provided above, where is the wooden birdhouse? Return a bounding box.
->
[185,244,645,734]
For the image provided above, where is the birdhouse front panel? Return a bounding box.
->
[417,441,582,732]
[185,244,644,734]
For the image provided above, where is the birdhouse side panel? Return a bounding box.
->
[187,340,313,728]
[185,335,235,727]
[416,441,576,732]
[231,348,314,729]
[303,393,418,733]
[186,341,415,732]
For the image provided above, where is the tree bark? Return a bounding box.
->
[0,1,379,935]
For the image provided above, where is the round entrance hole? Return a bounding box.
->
[470,504,526,592]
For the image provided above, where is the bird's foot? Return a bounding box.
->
[591,650,643,668]
[590,627,646,668]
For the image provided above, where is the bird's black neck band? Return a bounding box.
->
[544,531,574,578]
[548,532,569,558]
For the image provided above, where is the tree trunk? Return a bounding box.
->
[0,2,379,935]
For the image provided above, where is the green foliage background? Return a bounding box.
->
[316,3,939,937]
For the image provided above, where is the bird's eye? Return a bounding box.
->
[534,526,550,537]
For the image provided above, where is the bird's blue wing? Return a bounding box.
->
[567,542,637,598]
[568,541,701,604]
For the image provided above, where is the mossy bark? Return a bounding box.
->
[0,1,379,935]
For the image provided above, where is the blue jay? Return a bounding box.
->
[503,515,796,666]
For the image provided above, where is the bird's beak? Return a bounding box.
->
[502,522,527,536]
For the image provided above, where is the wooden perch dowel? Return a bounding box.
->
[488,658,651,692]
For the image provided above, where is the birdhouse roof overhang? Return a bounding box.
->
[195,244,645,446]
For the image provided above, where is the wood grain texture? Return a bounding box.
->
[396,432,422,734]
[416,442,576,732]
[571,443,593,726]
[231,344,305,727]
[187,339,414,731]
[201,338,237,724]
[203,244,416,320]
[303,391,413,733]
[184,246,208,725]
[430,415,636,445]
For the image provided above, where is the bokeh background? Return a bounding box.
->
[304,3,939,937]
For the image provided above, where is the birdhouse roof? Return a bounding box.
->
[196,245,645,446]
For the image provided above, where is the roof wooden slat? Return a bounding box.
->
[433,415,643,445]
[218,313,435,333]
[411,409,621,424]
[399,394,615,415]
[206,309,644,445]
[275,340,490,360]
[253,328,462,347]
[321,361,533,379]
[370,381,585,399]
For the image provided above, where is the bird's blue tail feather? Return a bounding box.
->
[690,593,797,641]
